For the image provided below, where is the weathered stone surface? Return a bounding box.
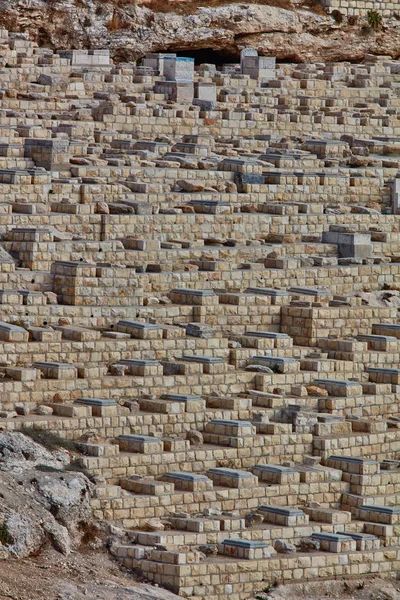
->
[2,1,400,64]
[0,433,100,559]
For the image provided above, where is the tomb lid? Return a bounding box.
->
[252,356,298,364]
[117,434,161,443]
[208,419,253,427]
[208,468,254,479]
[18,291,43,296]
[245,287,288,296]
[222,539,267,549]
[33,361,74,368]
[328,455,378,464]
[117,320,160,330]
[361,505,400,514]
[170,288,215,296]
[258,505,305,516]
[337,531,378,540]
[182,355,224,364]
[366,367,400,375]
[160,393,202,402]
[254,464,297,474]
[189,200,230,206]
[75,398,116,406]
[357,334,398,342]
[164,56,194,63]
[54,260,93,267]
[164,472,210,482]
[314,378,361,386]
[310,532,353,541]
[245,331,290,339]
[119,359,161,366]
[289,286,330,296]
[0,322,26,332]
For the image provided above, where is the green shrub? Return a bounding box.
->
[367,10,382,29]
[0,524,12,546]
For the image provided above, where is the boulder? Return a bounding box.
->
[298,537,320,552]
[306,385,329,397]
[186,430,203,446]
[0,432,100,559]
[176,179,205,192]
[274,539,296,554]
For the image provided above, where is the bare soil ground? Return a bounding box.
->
[1,549,400,600]
[0,547,179,600]
[262,578,400,600]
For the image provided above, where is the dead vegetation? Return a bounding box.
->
[19,426,78,453]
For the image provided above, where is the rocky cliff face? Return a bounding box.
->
[0,0,399,63]
[0,431,100,558]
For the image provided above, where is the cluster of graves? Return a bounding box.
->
[319,0,399,17]
[1,27,400,600]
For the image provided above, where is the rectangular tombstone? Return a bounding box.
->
[372,323,400,339]
[336,531,380,551]
[358,505,400,524]
[117,434,163,454]
[251,355,299,373]
[143,52,176,75]
[314,378,363,397]
[6,367,38,382]
[116,320,162,340]
[0,322,29,342]
[245,287,289,305]
[207,468,258,488]
[367,367,400,385]
[118,359,163,376]
[51,404,92,418]
[75,398,118,417]
[253,464,300,485]
[121,477,174,496]
[194,82,217,101]
[154,81,194,102]
[163,57,195,82]
[258,505,309,526]
[0,290,22,305]
[160,393,206,412]
[310,533,356,553]
[241,55,276,80]
[219,539,275,560]
[33,361,77,380]
[325,456,380,475]
[182,354,226,374]
[205,419,255,437]
[161,472,213,492]
[391,177,400,214]
[168,288,216,305]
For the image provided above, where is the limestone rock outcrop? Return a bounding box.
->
[0,432,100,558]
[1,0,400,63]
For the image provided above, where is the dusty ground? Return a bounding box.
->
[0,547,180,600]
[1,549,400,600]
[261,578,400,600]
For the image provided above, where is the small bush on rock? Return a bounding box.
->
[0,523,12,546]
[367,9,382,29]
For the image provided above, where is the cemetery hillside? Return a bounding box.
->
[0,1,400,599]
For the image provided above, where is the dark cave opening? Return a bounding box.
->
[174,47,239,66]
